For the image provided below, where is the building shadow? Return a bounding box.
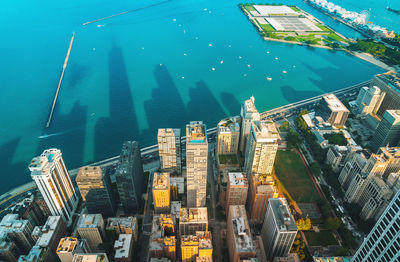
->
[143,65,188,141]
[187,81,226,127]
[66,62,91,89]
[220,92,241,117]
[0,138,28,194]
[280,85,321,103]
[94,45,140,161]
[36,101,88,170]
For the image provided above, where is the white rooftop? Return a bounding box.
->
[228,172,247,186]
[114,234,132,259]
[254,5,299,16]
[323,94,349,113]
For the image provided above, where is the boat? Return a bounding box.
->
[283,71,287,74]
[266,77,272,81]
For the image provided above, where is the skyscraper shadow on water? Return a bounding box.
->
[143,65,188,143]
[94,45,140,161]
[220,92,241,117]
[187,81,227,127]
[280,85,320,103]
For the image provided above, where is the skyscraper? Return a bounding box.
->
[261,198,297,261]
[225,173,248,210]
[76,166,116,217]
[186,121,208,207]
[352,190,400,262]
[76,214,105,251]
[371,70,400,117]
[115,141,144,214]
[152,172,171,213]
[158,128,182,173]
[239,96,260,155]
[316,94,350,127]
[29,149,79,223]
[244,120,280,176]
[217,117,240,155]
[355,86,385,116]
[370,110,400,152]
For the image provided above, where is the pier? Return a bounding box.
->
[82,0,170,26]
[45,32,75,128]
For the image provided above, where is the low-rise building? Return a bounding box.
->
[181,231,212,262]
[179,208,208,236]
[56,237,91,262]
[0,241,20,262]
[149,215,176,261]
[225,173,248,210]
[35,216,66,254]
[316,94,349,127]
[153,172,171,213]
[72,253,109,262]
[326,145,348,172]
[76,214,105,251]
[106,216,137,241]
[114,234,134,262]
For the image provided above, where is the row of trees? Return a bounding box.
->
[348,39,400,65]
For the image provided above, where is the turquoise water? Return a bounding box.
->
[0,0,385,194]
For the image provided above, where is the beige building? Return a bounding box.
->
[149,214,176,261]
[326,145,348,173]
[158,128,182,173]
[76,166,116,217]
[247,174,279,223]
[181,231,212,262]
[56,237,91,262]
[225,173,248,210]
[76,214,105,251]
[106,217,137,241]
[371,110,400,152]
[186,121,208,207]
[217,117,240,155]
[371,70,400,117]
[153,172,171,213]
[179,208,208,236]
[355,86,385,116]
[240,96,261,155]
[244,121,280,176]
[72,253,109,262]
[316,94,349,127]
[226,205,256,262]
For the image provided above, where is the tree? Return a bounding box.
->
[296,218,312,230]
[310,162,321,177]
[324,217,341,230]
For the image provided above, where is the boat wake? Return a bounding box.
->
[38,131,66,139]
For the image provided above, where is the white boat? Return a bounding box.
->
[211,67,215,71]
[283,71,287,74]
[266,77,272,81]
[275,57,279,60]
[209,43,213,47]
[220,60,223,64]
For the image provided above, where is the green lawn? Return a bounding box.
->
[289,6,301,12]
[218,154,238,165]
[303,231,338,246]
[274,150,321,202]
[260,23,275,32]
[244,5,256,12]
[316,24,331,32]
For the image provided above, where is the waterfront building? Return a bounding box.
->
[247,174,279,223]
[0,214,34,254]
[18,245,57,262]
[76,166,116,217]
[226,205,256,262]
[352,190,400,262]
[56,237,91,262]
[180,231,212,262]
[217,117,240,155]
[158,128,182,173]
[115,141,144,214]
[261,198,297,261]
[149,214,176,261]
[152,172,171,213]
[0,241,20,262]
[179,208,208,236]
[29,149,79,223]
[316,94,349,127]
[114,234,133,262]
[326,145,348,172]
[225,173,248,210]
[72,253,109,262]
[186,121,208,207]
[239,96,261,155]
[371,71,400,117]
[244,120,280,176]
[76,214,105,251]
[355,86,385,116]
[370,110,400,152]
[106,217,137,241]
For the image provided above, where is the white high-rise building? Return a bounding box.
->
[355,86,385,116]
[244,120,280,176]
[239,96,260,154]
[186,122,208,207]
[29,149,78,223]
[158,128,181,173]
[261,198,297,261]
[352,190,400,262]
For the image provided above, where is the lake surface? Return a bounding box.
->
[0,0,385,194]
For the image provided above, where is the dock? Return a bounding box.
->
[45,32,75,128]
[82,0,170,26]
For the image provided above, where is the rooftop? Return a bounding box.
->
[376,70,400,92]
[29,149,63,175]
[107,216,136,231]
[18,246,44,262]
[114,234,133,259]
[117,141,139,175]
[251,121,280,142]
[179,208,208,223]
[322,94,349,113]
[77,214,103,229]
[383,110,400,124]
[377,147,400,161]
[270,198,297,232]
[57,237,78,253]
[181,231,212,249]
[253,5,299,16]
[243,96,259,113]
[153,172,170,190]
[229,205,255,253]
[36,216,62,248]
[73,253,108,262]
[158,128,181,137]
[228,173,248,186]
[170,201,182,218]
[170,177,185,194]
[218,117,240,133]
[151,214,175,239]
[76,166,103,181]
[186,121,207,144]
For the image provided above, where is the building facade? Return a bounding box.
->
[76,166,116,217]
[371,71,400,117]
[106,217,137,241]
[180,231,212,262]
[76,214,105,251]
[355,86,385,116]
[158,128,182,173]
[153,172,171,213]
[186,121,208,207]
[261,198,297,261]
[244,121,280,176]
[56,237,91,262]
[226,173,248,210]
[370,110,400,152]
[115,141,144,214]
[29,149,79,223]
[217,117,240,155]
[239,96,260,155]
[179,208,208,236]
[316,94,349,127]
